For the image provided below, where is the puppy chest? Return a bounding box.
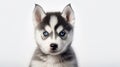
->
[32,61,74,67]
[32,56,74,67]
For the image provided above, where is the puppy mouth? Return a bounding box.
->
[50,50,58,53]
[49,50,62,55]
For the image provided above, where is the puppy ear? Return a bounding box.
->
[33,4,46,26]
[62,4,75,25]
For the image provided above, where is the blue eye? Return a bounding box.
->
[59,31,66,37]
[43,31,49,37]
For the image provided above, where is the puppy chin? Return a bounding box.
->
[49,51,62,55]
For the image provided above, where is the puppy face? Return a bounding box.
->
[33,4,75,55]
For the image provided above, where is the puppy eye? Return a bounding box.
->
[43,31,49,37]
[59,31,66,37]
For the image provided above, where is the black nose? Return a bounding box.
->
[50,43,58,50]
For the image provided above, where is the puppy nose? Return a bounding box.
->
[50,43,58,50]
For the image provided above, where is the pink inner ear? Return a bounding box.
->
[35,10,41,23]
[66,11,70,22]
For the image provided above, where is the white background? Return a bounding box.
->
[0,0,120,67]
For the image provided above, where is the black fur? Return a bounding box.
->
[37,12,73,32]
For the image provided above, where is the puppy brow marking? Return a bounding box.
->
[49,15,58,39]
[45,25,51,33]
[57,26,63,33]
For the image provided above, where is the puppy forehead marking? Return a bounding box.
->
[49,15,58,29]
[57,25,63,33]
[45,25,51,33]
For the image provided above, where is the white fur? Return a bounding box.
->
[34,8,74,55]
[56,25,63,33]
[35,28,73,55]
[45,25,51,33]
[31,4,77,67]
[31,56,75,67]
[49,15,58,40]
[31,60,45,67]
[35,29,51,54]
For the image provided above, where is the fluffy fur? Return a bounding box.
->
[29,4,78,67]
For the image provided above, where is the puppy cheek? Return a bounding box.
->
[41,46,49,54]
[39,43,50,54]
[61,36,72,50]
[35,37,48,53]
[41,38,52,54]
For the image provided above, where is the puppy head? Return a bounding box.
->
[33,4,75,55]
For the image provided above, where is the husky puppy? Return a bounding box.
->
[29,4,78,67]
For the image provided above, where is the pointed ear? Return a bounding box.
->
[33,4,46,26]
[62,4,75,25]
